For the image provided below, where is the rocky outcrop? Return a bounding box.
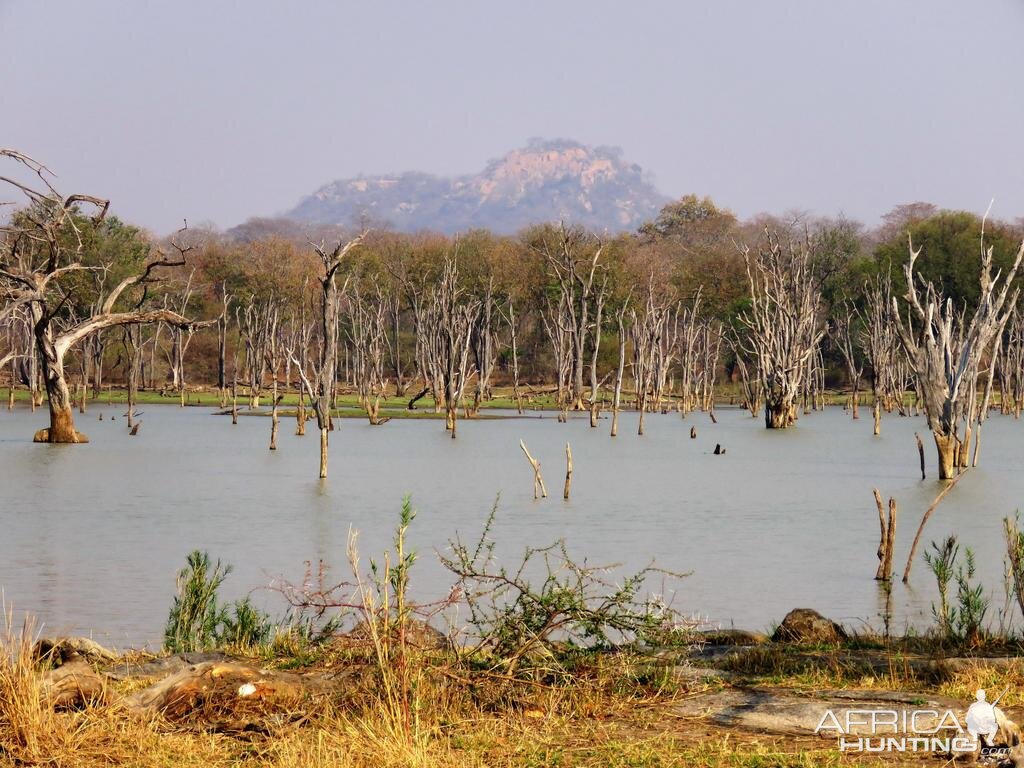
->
[281,138,668,234]
[771,609,847,644]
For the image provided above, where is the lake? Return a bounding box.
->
[1,401,1022,648]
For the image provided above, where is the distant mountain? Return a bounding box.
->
[281,139,670,235]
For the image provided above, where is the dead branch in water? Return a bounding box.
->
[563,442,573,500]
[902,471,968,584]
[519,439,547,499]
[872,489,897,581]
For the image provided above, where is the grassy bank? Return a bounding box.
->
[2,381,921,420]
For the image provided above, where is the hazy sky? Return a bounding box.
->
[3,0,1023,234]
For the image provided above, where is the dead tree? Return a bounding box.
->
[122,324,143,429]
[563,442,573,500]
[162,269,198,407]
[345,278,390,425]
[541,294,573,421]
[872,489,897,581]
[237,296,276,408]
[290,235,364,479]
[834,301,864,419]
[498,299,524,414]
[535,224,604,411]
[263,302,283,449]
[728,331,762,418]
[676,293,716,415]
[383,286,408,396]
[860,274,902,435]
[609,303,628,437]
[289,310,313,436]
[216,283,231,407]
[519,439,547,499]
[0,150,198,443]
[996,306,1024,417]
[737,232,826,429]
[587,278,608,426]
[422,255,478,438]
[468,277,496,418]
[891,229,1024,479]
[630,281,671,436]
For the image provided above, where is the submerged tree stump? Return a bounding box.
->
[872,488,897,581]
[563,442,572,500]
[519,439,547,499]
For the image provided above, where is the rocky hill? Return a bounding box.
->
[283,138,669,234]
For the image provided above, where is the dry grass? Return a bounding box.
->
[3,615,885,768]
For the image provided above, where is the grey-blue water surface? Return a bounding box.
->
[1,403,1021,648]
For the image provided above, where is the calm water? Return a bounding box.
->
[1,401,1023,648]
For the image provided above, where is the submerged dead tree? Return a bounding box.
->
[609,303,629,437]
[891,230,1024,479]
[630,279,674,436]
[290,234,364,478]
[0,150,198,443]
[834,301,864,419]
[871,488,897,581]
[535,224,606,411]
[728,331,762,418]
[468,278,497,418]
[345,279,390,425]
[737,232,826,429]
[997,307,1024,417]
[860,274,903,435]
[163,269,198,407]
[422,254,478,438]
[237,295,277,408]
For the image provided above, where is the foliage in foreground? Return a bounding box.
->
[164,550,273,652]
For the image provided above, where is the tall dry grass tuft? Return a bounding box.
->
[345,495,427,754]
[0,604,68,762]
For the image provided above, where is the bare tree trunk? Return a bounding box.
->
[319,427,328,479]
[563,442,573,500]
[231,366,239,426]
[872,489,897,581]
[296,378,306,435]
[520,439,547,499]
[610,309,626,437]
[934,432,956,481]
[32,307,85,443]
[270,374,279,450]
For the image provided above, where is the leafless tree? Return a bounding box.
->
[737,232,826,429]
[237,295,277,408]
[728,331,762,418]
[996,306,1024,417]
[161,269,199,407]
[0,150,198,443]
[860,274,903,435]
[541,293,573,422]
[290,234,364,479]
[498,298,524,414]
[891,227,1024,479]
[468,277,496,418]
[216,282,231,407]
[264,302,284,449]
[609,303,629,437]
[534,224,605,411]
[833,300,864,419]
[345,278,390,425]
[421,254,478,437]
[630,280,672,436]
